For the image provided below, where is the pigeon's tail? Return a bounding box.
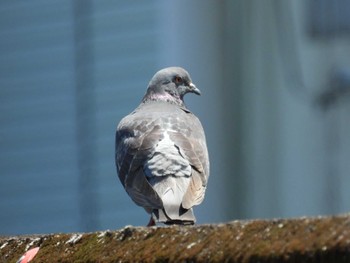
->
[152,206,195,225]
[149,175,196,225]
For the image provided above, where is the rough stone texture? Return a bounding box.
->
[1,214,350,262]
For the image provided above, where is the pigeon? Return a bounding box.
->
[115,67,209,226]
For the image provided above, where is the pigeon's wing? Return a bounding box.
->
[116,104,209,212]
[116,116,164,210]
[167,111,210,209]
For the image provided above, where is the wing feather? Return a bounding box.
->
[116,118,164,209]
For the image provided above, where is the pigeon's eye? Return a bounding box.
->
[174,76,183,84]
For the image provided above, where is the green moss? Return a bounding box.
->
[1,214,350,262]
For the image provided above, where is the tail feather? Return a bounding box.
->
[149,175,196,224]
[152,207,195,225]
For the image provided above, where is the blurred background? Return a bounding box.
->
[1,0,350,235]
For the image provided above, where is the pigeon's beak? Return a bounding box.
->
[189,83,201,95]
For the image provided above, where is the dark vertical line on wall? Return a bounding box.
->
[222,0,246,220]
[273,0,313,103]
[323,107,341,214]
[72,0,99,231]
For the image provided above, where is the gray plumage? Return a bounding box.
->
[115,67,209,225]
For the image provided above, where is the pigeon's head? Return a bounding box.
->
[142,67,201,106]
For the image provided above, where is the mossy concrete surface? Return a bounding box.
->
[1,214,350,262]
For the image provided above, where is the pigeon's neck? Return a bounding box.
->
[142,92,185,107]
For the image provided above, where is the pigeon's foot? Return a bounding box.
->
[147,217,156,227]
[164,220,194,226]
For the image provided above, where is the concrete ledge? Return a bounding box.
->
[1,214,350,262]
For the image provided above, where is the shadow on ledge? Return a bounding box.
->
[1,214,350,262]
